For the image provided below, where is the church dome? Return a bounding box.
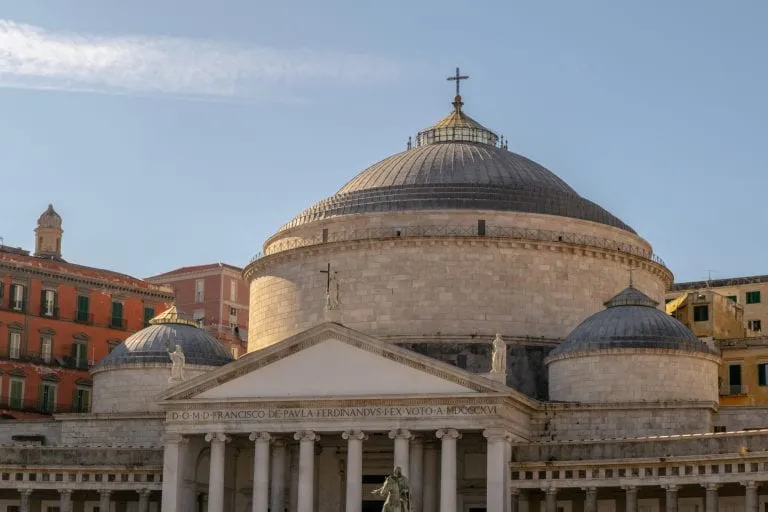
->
[93,307,232,370]
[280,94,634,234]
[549,285,714,357]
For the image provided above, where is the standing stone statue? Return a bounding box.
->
[326,271,340,310]
[372,466,410,512]
[491,333,507,374]
[169,344,186,382]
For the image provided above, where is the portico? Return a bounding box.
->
[158,323,532,512]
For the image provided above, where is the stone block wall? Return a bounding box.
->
[715,407,768,431]
[59,415,165,446]
[548,351,719,403]
[0,420,60,444]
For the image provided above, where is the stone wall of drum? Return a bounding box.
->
[92,366,211,414]
[248,240,668,351]
[548,351,720,404]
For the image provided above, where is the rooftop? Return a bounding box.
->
[146,262,243,281]
[670,274,768,291]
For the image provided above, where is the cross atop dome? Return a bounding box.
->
[447,67,469,111]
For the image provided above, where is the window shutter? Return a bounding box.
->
[40,289,46,314]
[38,384,44,410]
[9,284,15,304]
[760,365,767,386]
[112,301,123,319]
[72,389,79,412]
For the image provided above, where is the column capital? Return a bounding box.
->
[745,480,758,489]
[436,428,462,440]
[582,487,597,494]
[294,430,320,442]
[20,489,33,496]
[342,430,368,441]
[249,432,273,443]
[541,486,557,495]
[205,432,231,443]
[99,489,112,497]
[388,428,414,440]
[271,436,287,447]
[482,428,512,442]
[703,483,719,491]
[138,488,152,497]
[510,488,520,496]
[622,485,638,493]
[665,484,679,492]
[59,489,73,497]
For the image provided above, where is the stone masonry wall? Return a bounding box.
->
[715,407,768,431]
[548,351,719,403]
[59,415,165,446]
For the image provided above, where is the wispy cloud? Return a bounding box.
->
[0,20,403,102]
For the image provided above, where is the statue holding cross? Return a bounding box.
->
[320,263,340,311]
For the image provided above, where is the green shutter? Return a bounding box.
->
[38,384,44,411]
[72,389,79,412]
[9,381,22,408]
[112,301,123,318]
[77,343,88,368]
[77,295,89,314]
[143,306,155,325]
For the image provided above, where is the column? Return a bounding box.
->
[59,490,72,512]
[504,441,513,512]
[294,430,319,512]
[99,490,111,512]
[704,483,718,512]
[250,432,272,512]
[343,430,367,512]
[543,487,556,512]
[518,490,530,512]
[19,489,32,512]
[665,485,678,512]
[623,486,637,512]
[745,481,758,512]
[205,432,231,512]
[138,489,151,512]
[422,441,439,512]
[510,489,519,512]
[436,429,461,512]
[389,429,413,477]
[583,487,597,512]
[161,434,188,512]
[409,436,424,512]
[270,438,287,512]
[483,429,510,512]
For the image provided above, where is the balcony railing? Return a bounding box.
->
[1,299,28,313]
[110,317,127,330]
[720,384,748,396]
[40,305,59,319]
[74,310,93,324]
[1,398,91,415]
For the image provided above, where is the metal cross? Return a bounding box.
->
[447,67,469,96]
[320,263,337,293]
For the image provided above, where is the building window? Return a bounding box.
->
[229,307,237,316]
[193,309,205,328]
[230,280,237,302]
[195,279,205,303]
[759,363,768,386]
[746,291,761,304]
[10,284,25,311]
[73,342,88,369]
[9,331,21,359]
[143,306,155,327]
[693,305,709,322]
[749,320,762,332]
[73,387,91,413]
[728,363,743,394]
[713,425,727,433]
[9,379,24,409]
[40,334,53,363]
[39,382,56,414]
[41,289,57,317]
[727,295,738,303]
[76,295,90,323]
[231,346,239,359]
[110,301,124,329]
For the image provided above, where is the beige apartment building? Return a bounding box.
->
[667,275,768,337]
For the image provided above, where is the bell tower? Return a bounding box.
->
[34,204,63,259]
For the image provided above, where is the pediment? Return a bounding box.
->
[160,323,514,402]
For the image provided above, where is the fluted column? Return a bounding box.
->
[436,429,461,512]
[623,486,637,512]
[99,490,111,512]
[205,433,231,512]
[250,432,272,512]
[294,430,319,512]
[484,429,510,512]
[343,430,367,512]
[138,489,151,512]
[161,434,188,512]
[583,487,597,512]
[422,441,439,512]
[704,483,718,512]
[409,436,424,512]
[19,489,32,512]
[745,481,758,512]
[665,485,678,512]
[389,429,413,477]
[543,487,556,512]
[59,490,72,512]
[270,438,287,512]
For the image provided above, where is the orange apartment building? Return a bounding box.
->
[146,263,248,358]
[0,205,172,418]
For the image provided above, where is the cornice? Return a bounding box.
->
[243,236,672,285]
[0,261,173,301]
[544,347,722,365]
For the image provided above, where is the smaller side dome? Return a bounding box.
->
[37,204,62,228]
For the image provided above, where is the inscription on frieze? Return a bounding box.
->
[168,404,498,422]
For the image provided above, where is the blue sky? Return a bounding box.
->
[0,1,765,283]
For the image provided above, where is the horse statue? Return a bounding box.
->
[372,466,411,512]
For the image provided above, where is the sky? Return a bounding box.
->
[0,1,766,283]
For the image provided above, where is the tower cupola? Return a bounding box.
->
[34,204,63,260]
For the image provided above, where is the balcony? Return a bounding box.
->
[110,317,127,330]
[1,300,27,313]
[74,310,93,325]
[1,398,90,416]
[39,305,59,319]
[720,384,749,396]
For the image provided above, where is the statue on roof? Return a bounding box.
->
[169,344,186,382]
[491,333,507,374]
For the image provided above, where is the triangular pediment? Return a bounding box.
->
[160,323,515,402]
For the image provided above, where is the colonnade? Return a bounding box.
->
[11,488,153,512]
[163,427,514,512]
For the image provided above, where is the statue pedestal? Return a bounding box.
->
[485,372,507,384]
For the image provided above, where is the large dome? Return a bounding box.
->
[281,97,634,233]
